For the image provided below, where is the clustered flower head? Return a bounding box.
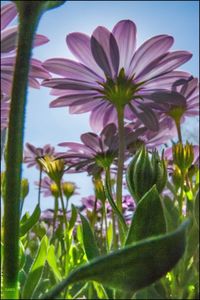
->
[42,19,192,132]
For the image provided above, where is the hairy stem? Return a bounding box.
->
[3,9,40,299]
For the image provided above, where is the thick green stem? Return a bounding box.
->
[116,106,125,212]
[3,10,40,299]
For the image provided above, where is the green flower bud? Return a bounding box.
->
[62,182,76,199]
[126,146,167,202]
[21,178,29,200]
[93,177,106,202]
[172,165,182,188]
[50,182,59,198]
[172,142,194,173]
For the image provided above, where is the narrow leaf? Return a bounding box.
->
[162,196,179,232]
[20,204,41,237]
[80,214,100,260]
[40,220,189,299]
[47,245,62,281]
[69,204,78,231]
[125,186,166,245]
[22,235,49,299]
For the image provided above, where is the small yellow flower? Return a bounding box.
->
[37,155,65,185]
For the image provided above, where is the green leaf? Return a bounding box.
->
[107,221,113,251]
[125,186,166,245]
[69,204,78,231]
[20,204,41,237]
[22,235,49,299]
[133,285,164,299]
[43,1,66,10]
[80,214,100,261]
[105,171,127,232]
[194,190,199,228]
[19,240,26,270]
[40,220,189,299]
[162,196,179,232]
[47,245,62,281]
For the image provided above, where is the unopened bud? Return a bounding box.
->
[21,178,29,199]
[50,183,59,198]
[62,182,75,199]
[173,142,194,173]
[93,178,106,202]
[172,165,182,187]
[126,146,167,202]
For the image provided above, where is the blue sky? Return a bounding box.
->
[2,1,199,213]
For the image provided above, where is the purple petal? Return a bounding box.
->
[137,51,192,82]
[1,3,17,31]
[143,71,191,90]
[42,78,98,90]
[29,58,51,79]
[81,133,101,152]
[43,58,101,82]
[129,103,159,131]
[1,26,18,52]
[33,34,49,48]
[91,26,119,77]
[66,32,104,78]
[68,99,101,114]
[90,101,111,132]
[128,35,174,76]
[112,20,137,72]
[58,142,93,156]
[49,93,99,108]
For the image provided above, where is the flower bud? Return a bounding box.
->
[62,182,76,199]
[172,165,182,187]
[172,142,194,173]
[93,177,106,202]
[126,146,167,202]
[21,178,29,199]
[50,182,59,198]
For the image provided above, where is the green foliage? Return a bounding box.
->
[80,214,100,260]
[194,190,199,229]
[162,196,179,232]
[40,221,189,299]
[125,186,166,245]
[20,204,41,237]
[22,235,49,299]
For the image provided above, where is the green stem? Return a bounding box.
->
[38,167,43,206]
[175,119,183,144]
[103,202,109,253]
[58,184,68,229]
[3,9,40,299]
[116,106,125,212]
[52,196,58,235]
